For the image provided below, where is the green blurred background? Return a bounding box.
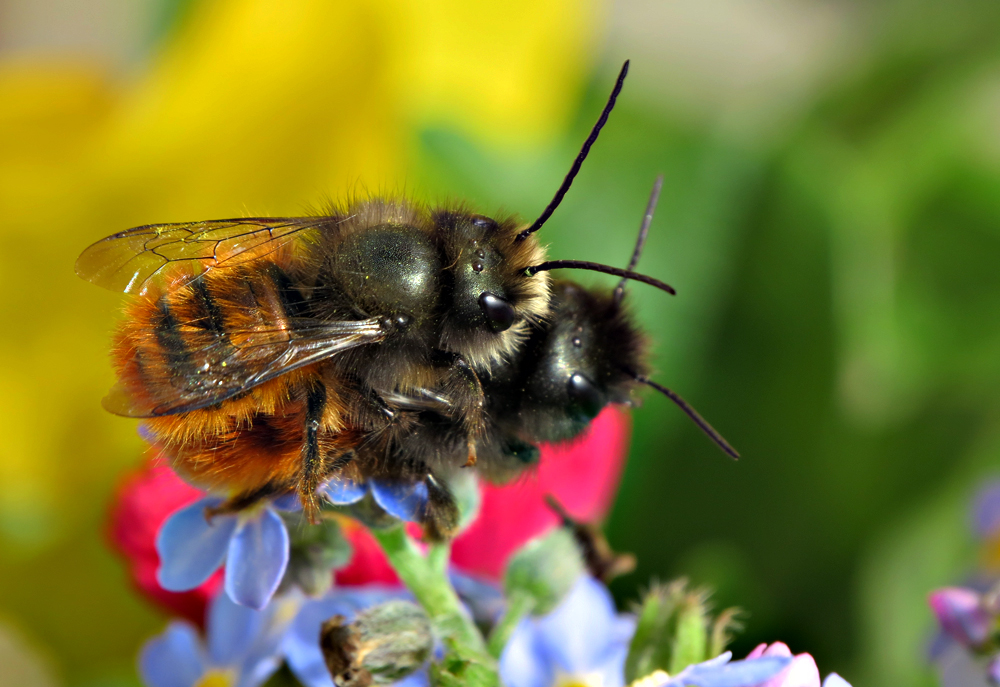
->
[2,0,999,685]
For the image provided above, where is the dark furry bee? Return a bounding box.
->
[378,176,739,538]
[77,62,688,524]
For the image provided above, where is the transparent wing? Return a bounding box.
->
[76,216,346,295]
[107,317,388,417]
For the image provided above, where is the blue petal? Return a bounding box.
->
[157,498,235,592]
[973,480,1000,538]
[681,656,792,687]
[822,674,853,687]
[535,576,630,676]
[238,595,304,687]
[225,509,290,609]
[395,671,431,687]
[237,653,284,687]
[206,591,263,666]
[370,479,428,522]
[499,618,551,687]
[450,570,505,625]
[323,477,368,505]
[138,622,205,687]
[270,492,302,512]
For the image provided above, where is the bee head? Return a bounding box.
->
[512,281,648,441]
[433,209,550,367]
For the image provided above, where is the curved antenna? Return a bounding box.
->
[614,174,664,305]
[517,60,630,242]
[525,260,675,296]
[631,373,740,459]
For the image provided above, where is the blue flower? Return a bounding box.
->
[500,575,637,687]
[157,497,291,610]
[500,575,792,687]
[282,585,427,687]
[323,476,429,522]
[648,652,794,687]
[156,477,435,611]
[139,590,300,687]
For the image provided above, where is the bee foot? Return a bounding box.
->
[462,440,478,468]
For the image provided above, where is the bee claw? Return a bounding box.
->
[462,439,477,468]
[203,504,223,523]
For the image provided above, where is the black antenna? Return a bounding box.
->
[525,260,675,296]
[632,373,740,459]
[517,60,630,242]
[614,174,664,305]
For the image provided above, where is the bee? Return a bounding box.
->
[77,62,680,524]
[374,175,739,539]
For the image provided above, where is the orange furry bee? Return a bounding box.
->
[77,201,550,523]
[77,62,664,532]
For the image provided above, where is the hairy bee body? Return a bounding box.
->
[388,280,651,484]
[79,62,735,539]
[84,198,550,520]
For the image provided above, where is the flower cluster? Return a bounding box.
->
[141,572,848,687]
[113,406,853,687]
[928,481,1000,685]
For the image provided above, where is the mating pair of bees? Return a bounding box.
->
[76,62,737,540]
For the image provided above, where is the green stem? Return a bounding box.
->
[427,541,451,577]
[487,589,536,658]
[371,526,492,671]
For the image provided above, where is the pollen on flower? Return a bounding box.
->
[628,669,669,687]
[194,668,237,687]
[554,671,607,687]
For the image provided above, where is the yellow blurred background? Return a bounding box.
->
[0,1,600,683]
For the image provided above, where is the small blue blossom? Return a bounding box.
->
[157,497,291,610]
[323,476,429,522]
[973,480,1000,539]
[156,477,436,611]
[500,575,637,687]
[654,652,794,687]
[500,575,792,687]
[139,590,300,687]
[282,585,427,687]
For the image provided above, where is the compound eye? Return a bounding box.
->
[568,372,604,419]
[478,292,516,333]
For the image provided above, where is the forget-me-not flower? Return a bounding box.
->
[157,496,293,610]
[156,476,435,610]
[500,575,795,687]
[139,589,300,687]
[323,476,431,522]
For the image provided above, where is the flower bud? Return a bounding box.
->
[321,601,433,687]
[625,579,740,682]
[504,528,584,616]
[929,587,993,648]
[283,515,352,597]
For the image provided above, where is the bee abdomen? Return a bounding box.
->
[115,261,307,413]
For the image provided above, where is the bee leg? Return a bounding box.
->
[422,471,460,542]
[297,383,328,525]
[440,354,484,468]
[205,483,282,520]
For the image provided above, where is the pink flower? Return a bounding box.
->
[109,407,631,619]
[745,643,851,687]
[929,587,994,648]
